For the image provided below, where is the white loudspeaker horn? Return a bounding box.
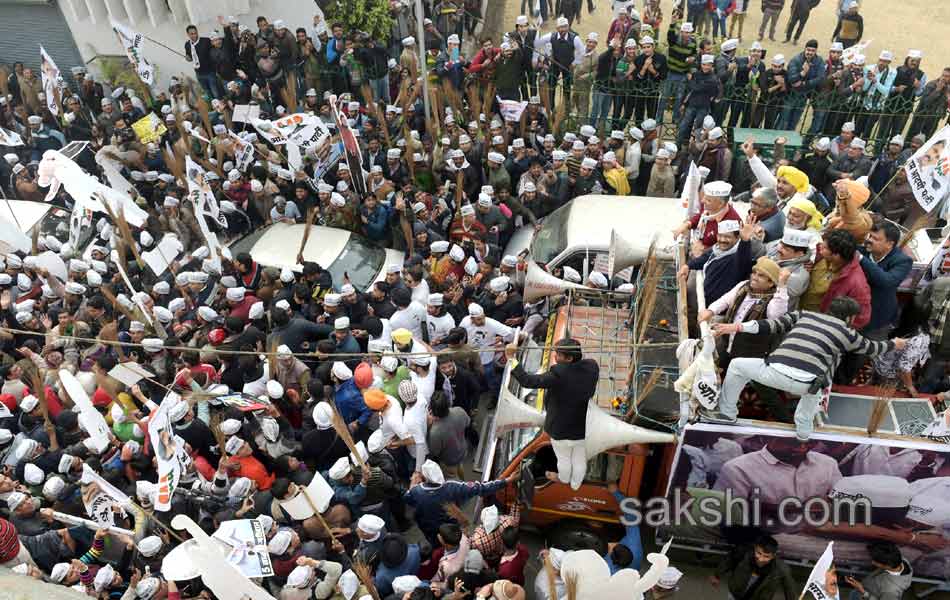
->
[523,260,591,303]
[584,402,675,458]
[495,389,546,436]
[607,229,651,277]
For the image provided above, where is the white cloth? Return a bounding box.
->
[379,400,411,442]
[550,437,587,491]
[426,313,456,347]
[410,279,429,305]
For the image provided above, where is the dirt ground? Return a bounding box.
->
[501,0,950,84]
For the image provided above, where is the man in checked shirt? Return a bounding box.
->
[469,502,522,565]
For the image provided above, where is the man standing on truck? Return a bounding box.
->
[505,338,599,490]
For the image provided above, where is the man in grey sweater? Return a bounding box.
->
[705,297,906,439]
[845,542,913,600]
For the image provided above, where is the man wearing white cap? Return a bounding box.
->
[509,15,539,98]
[680,216,754,304]
[677,53,720,147]
[855,50,897,138]
[535,18,585,107]
[879,50,926,142]
[460,303,516,395]
[779,40,825,131]
[184,25,220,98]
[406,459,516,544]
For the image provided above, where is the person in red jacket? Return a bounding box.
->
[222,436,275,490]
[818,229,872,331]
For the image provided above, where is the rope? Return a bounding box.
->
[0,325,678,360]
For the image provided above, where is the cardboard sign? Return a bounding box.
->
[108,362,154,387]
[132,113,168,144]
[232,104,261,123]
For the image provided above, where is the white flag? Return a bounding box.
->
[496,97,528,123]
[681,162,702,219]
[903,125,950,215]
[803,542,836,600]
[149,391,192,512]
[39,46,62,116]
[112,21,155,86]
[0,128,24,147]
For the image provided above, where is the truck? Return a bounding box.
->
[478,194,950,595]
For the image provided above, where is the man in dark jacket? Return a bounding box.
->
[709,536,798,600]
[682,216,754,305]
[184,25,220,98]
[783,0,820,44]
[779,40,826,130]
[506,337,599,490]
[677,55,720,148]
[859,220,912,338]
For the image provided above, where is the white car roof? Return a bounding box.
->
[564,194,684,252]
[0,200,53,235]
[249,223,351,271]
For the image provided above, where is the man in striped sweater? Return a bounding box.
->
[705,297,906,440]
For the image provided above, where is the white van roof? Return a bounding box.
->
[564,194,684,253]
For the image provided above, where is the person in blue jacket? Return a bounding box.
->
[331,361,373,433]
[361,194,394,243]
[375,533,422,597]
[405,460,517,545]
[605,481,643,573]
[682,213,755,305]
[859,220,912,338]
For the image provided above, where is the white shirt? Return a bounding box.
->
[427,312,456,347]
[390,301,427,340]
[403,399,429,471]
[535,31,586,66]
[410,353,438,402]
[379,396,411,441]
[242,363,270,397]
[460,316,515,364]
[410,279,430,305]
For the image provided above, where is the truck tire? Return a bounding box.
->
[546,521,607,555]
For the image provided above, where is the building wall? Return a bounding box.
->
[56,0,325,90]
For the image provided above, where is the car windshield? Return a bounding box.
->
[530,202,571,265]
[42,208,94,251]
[326,236,385,291]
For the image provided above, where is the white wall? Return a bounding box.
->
[60,0,323,90]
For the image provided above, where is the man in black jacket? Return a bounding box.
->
[183,25,220,99]
[677,54,721,147]
[506,338,598,490]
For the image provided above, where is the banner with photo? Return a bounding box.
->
[272,113,331,155]
[212,519,275,578]
[496,97,528,123]
[660,423,950,580]
[148,391,193,511]
[111,21,155,85]
[903,125,950,215]
[81,464,132,526]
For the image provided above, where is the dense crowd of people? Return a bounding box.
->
[0,0,944,599]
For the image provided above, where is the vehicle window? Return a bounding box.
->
[530,203,572,265]
[585,452,626,483]
[326,235,385,291]
[41,209,93,251]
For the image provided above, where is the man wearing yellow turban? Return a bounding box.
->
[786,196,824,231]
[776,166,810,196]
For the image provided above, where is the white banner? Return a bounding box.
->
[271,113,331,154]
[496,97,528,122]
[0,128,23,147]
[185,155,225,272]
[803,542,836,600]
[681,161,702,219]
[212,520,275,578]
[904,124,950,215]
[232,133,255,173]
[149,391,192,512]
[81,464,132,526]
[111,21,156,86]
[39,46,62,116]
